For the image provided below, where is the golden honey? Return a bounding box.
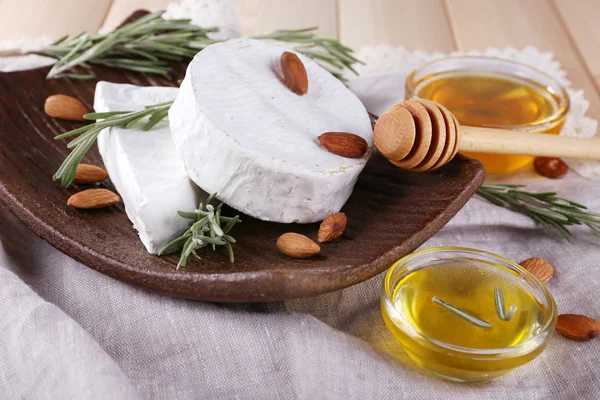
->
[406,58,569,175]
[381,248,557,382]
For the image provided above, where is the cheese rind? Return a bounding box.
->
[95,82,203,254]
[169,38,373,223]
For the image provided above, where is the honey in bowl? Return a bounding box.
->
[381,247,557,383]
[393,262,547,350]
[406,57,569,175]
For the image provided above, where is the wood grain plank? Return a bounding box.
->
[101,0,172,31]
[446,0,600,121]
[338,0,455,51]
[0,0,112,40]
[553,0,600,91]
[236,0,337,38]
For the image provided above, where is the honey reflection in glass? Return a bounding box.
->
[406,57,569,175]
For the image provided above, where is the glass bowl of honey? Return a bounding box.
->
[381,247,557,383]
[405,56,570,175]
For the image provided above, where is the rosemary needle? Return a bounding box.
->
[494,286,517,322]
[432,297,493,329]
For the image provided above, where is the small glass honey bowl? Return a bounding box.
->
[405,56,570,175]
[381,247,557,383]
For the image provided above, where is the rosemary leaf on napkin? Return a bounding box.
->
[477,184,600,241]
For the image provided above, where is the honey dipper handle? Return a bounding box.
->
[459,126,600,160]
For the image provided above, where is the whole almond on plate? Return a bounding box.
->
[556,314,600,341]
[280,51,308,95]
[67,188,120,209]
[277,232,320,258]
[318,132,368,158]
[74,164,109,184]
[44,94,89,121]
[520,257,554,283]
[318,212,347,243]
[534,157,568,179]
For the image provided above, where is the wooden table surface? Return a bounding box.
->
[1,0,599,123]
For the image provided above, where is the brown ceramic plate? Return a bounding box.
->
[0,17,485,302]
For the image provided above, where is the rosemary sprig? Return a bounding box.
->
[252,28,363,80]
[159,193,241,268]
[432,296,493,329]
[477,184,600,241]
[38,11,361,80]
[53,101,173,187]
[494,286,517,322]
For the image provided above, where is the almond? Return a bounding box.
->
[280,51,308,95]
[67,188,120,209]
[318,132,368,158]
[520,257,554,284]
[534,157,568,179]
[74,164,109,184]
[556,314,600,341]
[276,232,320,258]
[44,94,89,121]
[318,212,347,243]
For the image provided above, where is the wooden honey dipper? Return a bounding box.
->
[374,98,600,171]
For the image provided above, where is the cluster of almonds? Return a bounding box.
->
[45,94,120,209]
[520,257,600,341]
[274,52,368,258]
[528,143,598,340]
[276,212,347,259]
[275,52,363,257]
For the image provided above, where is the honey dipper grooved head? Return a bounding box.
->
[374,99,460,171]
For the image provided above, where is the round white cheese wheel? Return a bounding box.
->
[169,38,373,223]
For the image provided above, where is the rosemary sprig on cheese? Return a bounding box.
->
[53,101,173,187]
[159,193,241,267]
[39,11,361,80]
[477,184,600,241]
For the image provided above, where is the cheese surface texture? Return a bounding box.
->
[169,38,373,223]
[95,82,203,254]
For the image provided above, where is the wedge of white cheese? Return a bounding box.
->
[95,82,203,254]
[169,38,373,223]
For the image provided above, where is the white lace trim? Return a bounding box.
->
[348,45,600,179]
[0,36,56,72]
[163,0,240,39]
[0,0,241,72]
